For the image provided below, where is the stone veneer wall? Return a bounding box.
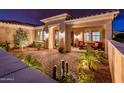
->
[0,22,35,48]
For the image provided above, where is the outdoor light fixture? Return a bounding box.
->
[74,34,80,40]
[59,31,64,39]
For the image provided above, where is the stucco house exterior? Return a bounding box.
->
[0,11,119,54]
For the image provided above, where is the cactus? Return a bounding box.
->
[65,62,68,75]
[61,60,65,81]
[53,65,57,80]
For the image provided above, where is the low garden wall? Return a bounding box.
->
[108,40,124,83]
[0,23,35,48]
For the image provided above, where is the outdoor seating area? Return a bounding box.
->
[73,39,103,50]
[91,41,103,50]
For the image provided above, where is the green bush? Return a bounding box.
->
[80,49,97,71]
[62,73,76,83]
[37,44,42,50]
[58,47,64,53]
[22,55,42,71]
[19,54,42,72]
[14,28,28,49]
[0,41,10,51]
[79,49,102,71]
[79,71,94,83]
[95,50,104,64]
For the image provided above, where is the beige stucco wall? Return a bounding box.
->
[0,23,35,48]
[108,40,124,83]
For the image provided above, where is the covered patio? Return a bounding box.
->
[33,11,119,55]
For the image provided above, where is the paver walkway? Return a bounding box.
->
[0,50,57,83]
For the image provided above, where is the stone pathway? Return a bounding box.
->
[22,49,79,80]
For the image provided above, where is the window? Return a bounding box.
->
[84,32,90,42]
[92,31,100,41]
[37,31,45,41]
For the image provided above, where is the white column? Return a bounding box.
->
[64,24,71,52]
[48,26,55,49]
[60,23,71,52]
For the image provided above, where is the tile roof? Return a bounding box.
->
[0,20,38,27]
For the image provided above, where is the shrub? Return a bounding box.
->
[113,33,124,42]
[62,73,76,83]
[58,47,64,53]
[14,28,28,49]
[21,55,42,72]
[79,71,94,83]
[95,50,105,64]
[0,41,10,51]
[79,49,101,71]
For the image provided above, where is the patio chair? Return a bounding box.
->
[91,41,102,50]
[78,41,86,49]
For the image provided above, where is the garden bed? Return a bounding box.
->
[10,47,112,83]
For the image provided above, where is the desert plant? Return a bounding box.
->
[79,71,94,83]
[21,55,42,72]
[79,49,101,71]
[37,44,41,50]
[13,28,28,50]
[58,47,64,53]
[62,73,76,83]
[0,41,10,51]
[95,50,105,64]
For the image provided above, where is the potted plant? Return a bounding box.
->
[37,44,41,50]
[58,47,64,53]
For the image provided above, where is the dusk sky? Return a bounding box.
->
[0,9,124,31]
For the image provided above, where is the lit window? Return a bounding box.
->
[92,32,100,41]
[84,32,90,42]
[37,31,45,41]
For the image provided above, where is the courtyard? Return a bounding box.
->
[0,10,120,83]
[10,47,112,83]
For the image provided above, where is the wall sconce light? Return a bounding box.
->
[74,34,80,40]
[59,31,64,38]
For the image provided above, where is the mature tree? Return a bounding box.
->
[14,28,28,50]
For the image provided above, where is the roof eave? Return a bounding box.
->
[65,11,120,24]
[40,13,70,23]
